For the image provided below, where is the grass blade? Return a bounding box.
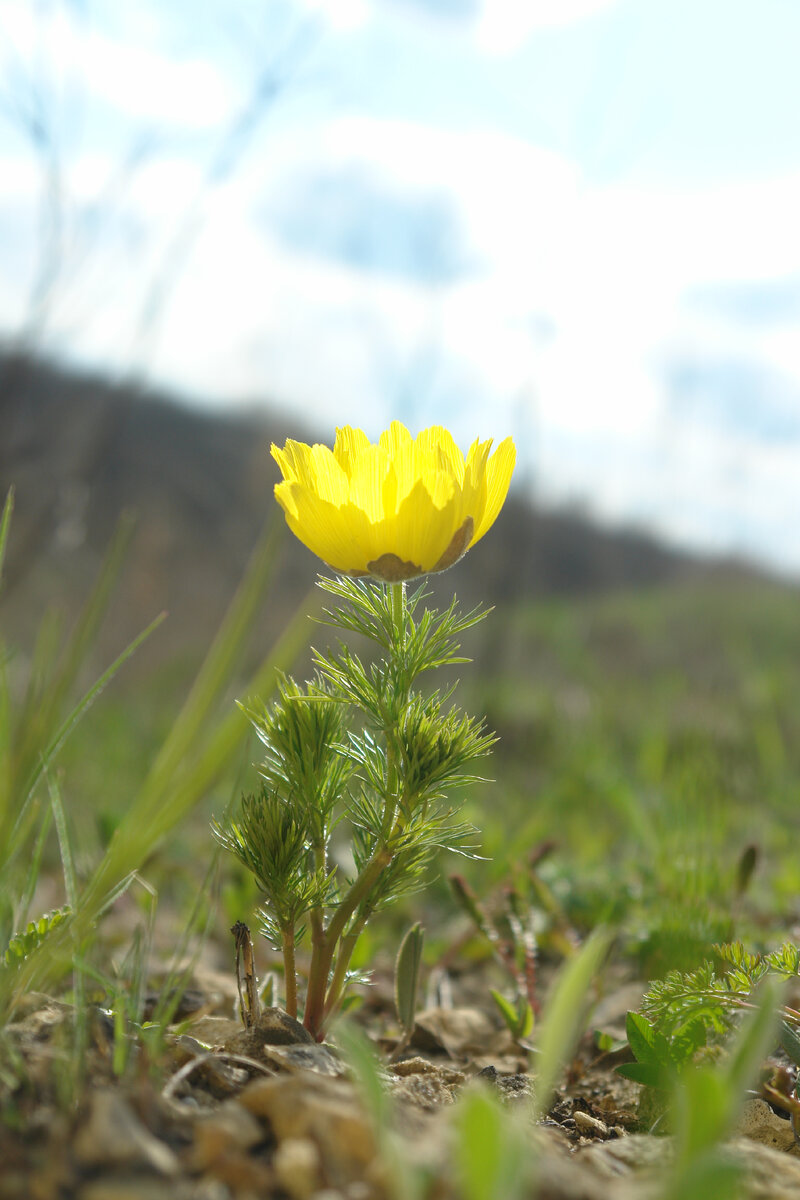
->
[136,516,282,815]
[0,488,14,590]
[532,928,611,1121]
[2,527,309,1011]
[46,765,77,910]
[7,611,167,867]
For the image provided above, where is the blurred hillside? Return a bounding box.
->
[0,352,761,676]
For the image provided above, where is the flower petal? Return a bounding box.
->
[380,474,459,570]
[378,421,413,460]
[333,427,371,478]
[432,517,473,572]
[388,428,427,504]
[348,444,391,524]
[274,481,372,573]
[457,438,492,537]
[470,437,516,545]
[271,439,315,486]
[308,444,350,506]
[414,426,465,485]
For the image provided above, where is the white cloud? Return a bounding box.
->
[83,37,234,128]
[474,0,622,54]
[1,1,235,130]
[296,0,372,30]
[0,156,37,202]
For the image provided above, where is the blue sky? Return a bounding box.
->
[1,0,799,575]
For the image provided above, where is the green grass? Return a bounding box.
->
[0,501,318,1014]
[35,572,800,984]
[416,578,799,1004]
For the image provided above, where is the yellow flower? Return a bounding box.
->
[271,422,515,582]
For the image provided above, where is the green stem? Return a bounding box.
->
[304,916,331,1040]
[322,802,412,1022]
[303,847,391,1039]
[308,837,326,961]
[390,580,406,643]
[305,582,410,1040]
[282,927,297,1019]
[309,908,324,945]
[334,847,392,946]
[324,920,367,1020]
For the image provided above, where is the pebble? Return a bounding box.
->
[737,1097,797,1154]
[577,1135,800,1200]
[239,1073,378,1186]
[190,1100,264,1168]
[574,1111,610,1139]
[73,1090,179,1176]
[77,1180,195,1200]
[392,1057,464,1084]
[259,1042,344,1076]
[273,1136,321,1199]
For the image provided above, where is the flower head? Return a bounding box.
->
[271,422,515,581]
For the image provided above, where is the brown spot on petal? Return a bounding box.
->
[432,516,474,573]
[366,553,425,582]
[335,566,371,578]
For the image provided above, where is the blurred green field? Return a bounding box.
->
[52,573,800,981]
[466,577,800,973]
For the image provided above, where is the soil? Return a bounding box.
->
[3,953,800,1200]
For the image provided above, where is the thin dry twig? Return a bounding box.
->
[232,921,261,1030]
[162,1049,272,1102]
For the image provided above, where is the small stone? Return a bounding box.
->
[78,1180,193,1200]
[578,1133,671,1177]
[190,1101,264,1168]
[260,1042,344,1077]
[223,1007,315,1055]
[344,1183,376,1200]
[573,1111,609,1139]
[737,1097,796,1153]
[728,1137,800,1198]
[6,996,73,1043]
[240,1074,378,1186]
[411,1007,510,1059]
[178,1016,242,1048]
[170,1036,252,1098]
[273,1136,321,1199]
[389,1071,460,1111]
[73,1090,179,1176]
[392,1057,465,1085]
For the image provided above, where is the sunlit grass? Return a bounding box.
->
[462,579,800,968]
[0,499,317,1016]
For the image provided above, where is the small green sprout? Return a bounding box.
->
[390,921,424,1061]
[490,989,534,1043]
[3,906,72,968]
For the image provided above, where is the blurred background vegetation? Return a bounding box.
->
[2,349,798,995]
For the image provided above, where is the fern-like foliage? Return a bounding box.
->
[3,906,72,968]
[641,941,800,1043]
[617,941,800,1092]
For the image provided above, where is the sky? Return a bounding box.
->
[1,0,799,576]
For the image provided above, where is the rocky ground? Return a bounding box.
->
[3,957,800,1200]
